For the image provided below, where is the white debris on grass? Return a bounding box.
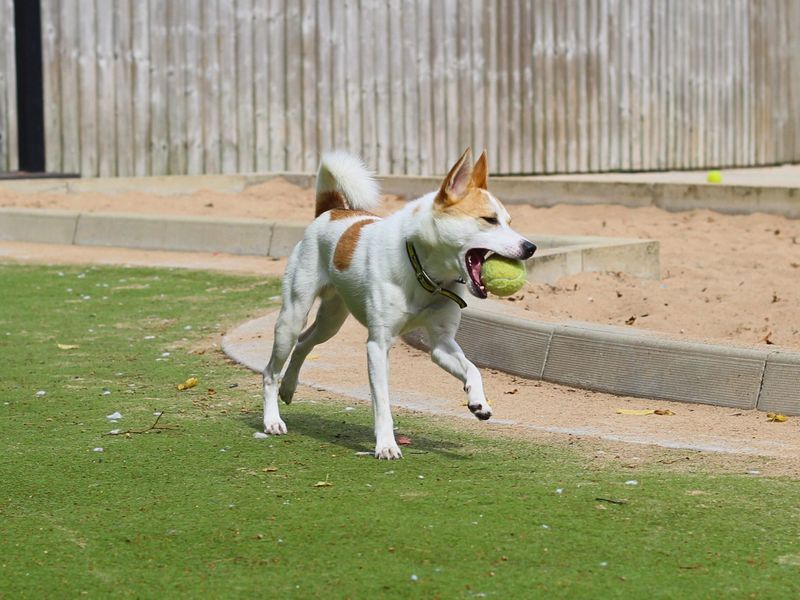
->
[253,432,269,439]
[410,574,418,582]
[183,325,193,331]
[35,390,46,397]
[108,429,121,435]
[344,406,355,412]
[93,447,104,452]
[144,335,156,340]
[101,389,111,396]
[106,411,122,420]
[555,488,563,494]
[153,411,163,417]
[625,480,639,486]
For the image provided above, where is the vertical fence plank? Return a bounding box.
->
[1,0,17,170]
[60,0,81,174]
[372,0,390,173]
[77,0,98,176]
[457,1,474,166]
[41,0,61,172]
[267,0,286,170]
[387,0,404,171]
[519,0,533,173]
[301,0,318,171]
[400,0,418,174]
[285,0,303,169]
[183,0,203,174]
[253,0,269,170]
[429,0,445,172]
[575,0,589,172]
[167,0,186,174]
[0,0,7,170]
[114,0,134,175]
[415,0,433,174]
[132,0,150,175]
[237,0,255,172]
[201,0,222,173]
[483,1,499,173]
[149,0,168,175]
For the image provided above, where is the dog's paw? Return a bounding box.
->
[278,381,295,405]
[264,419,288,435]
[468,402,492,421]
[374,444,403,460]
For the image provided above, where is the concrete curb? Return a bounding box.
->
[0,208,307,258]
[0,208,659,282]
[403,302,800,415]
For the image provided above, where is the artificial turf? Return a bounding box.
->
[1,264,799,599]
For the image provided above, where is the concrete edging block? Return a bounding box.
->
[758,352,800,415]
[542,324,765,409]
[268,222,307,257]
[0,208,79,244]
[457,308,553,380]
[74,213,274,255]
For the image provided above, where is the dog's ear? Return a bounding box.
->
[471,150,488,190]
[437,147,473,206]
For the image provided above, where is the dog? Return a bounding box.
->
[262,148,536,459]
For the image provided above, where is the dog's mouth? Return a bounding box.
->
[465,248,490,299]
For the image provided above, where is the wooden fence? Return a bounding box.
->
[0,0,17,172]
[2,0,800,177]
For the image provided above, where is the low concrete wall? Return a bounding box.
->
[2,171,799,218]
[404,302,800,415]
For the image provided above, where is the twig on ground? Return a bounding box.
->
[595,497,627,505]
[104,411,178,436]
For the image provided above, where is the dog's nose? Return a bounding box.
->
[520,240,537,259]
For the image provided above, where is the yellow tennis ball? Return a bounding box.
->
[481,255,527,297]
[707,170,722,184]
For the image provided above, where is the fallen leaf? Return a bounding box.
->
[313,481,333,488]
[767,413,788,423]
[625,316,636,325]
[262,467,278,473]
[616,409,655,416]
[177,377,199,391]
[57,343,80,350]
[396,435,412,446]
[654,409,675,416]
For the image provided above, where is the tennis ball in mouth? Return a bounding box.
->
[481,255,527,297]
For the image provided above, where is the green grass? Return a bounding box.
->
[1,263,799,599]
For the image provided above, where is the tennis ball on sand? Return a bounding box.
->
[481,255,527,297]
[707,170,722,184]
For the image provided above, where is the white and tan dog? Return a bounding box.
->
[263,148,536,459]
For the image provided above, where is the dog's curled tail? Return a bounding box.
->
[315,151,380,217]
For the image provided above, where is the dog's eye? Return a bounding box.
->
[481,216,499,226]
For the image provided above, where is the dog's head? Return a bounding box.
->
[433,148,536,299]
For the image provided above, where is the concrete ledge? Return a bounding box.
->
[758,352,800,415]
[2,171,799,218]
[0,208,79,244]
[73,213,277,255]
[403,302,800,415]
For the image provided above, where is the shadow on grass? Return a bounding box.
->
[239,410,469,460]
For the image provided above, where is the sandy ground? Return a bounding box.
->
[3,177,799,350]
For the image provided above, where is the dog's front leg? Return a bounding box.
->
[429,334,492,421]
[366,332,402,459]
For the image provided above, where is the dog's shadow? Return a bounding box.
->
[240,410,469,459]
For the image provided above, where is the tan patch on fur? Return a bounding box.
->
[333,218,378,270]
[328,208,378,221]
[315,190,347,217]
[434,188,496,220]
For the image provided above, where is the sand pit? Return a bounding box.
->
[2,177,799,350]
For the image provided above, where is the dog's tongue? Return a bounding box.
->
[466,249,487,291]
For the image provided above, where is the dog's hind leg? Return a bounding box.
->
[278,288,348,405]
[263,253,323,435]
